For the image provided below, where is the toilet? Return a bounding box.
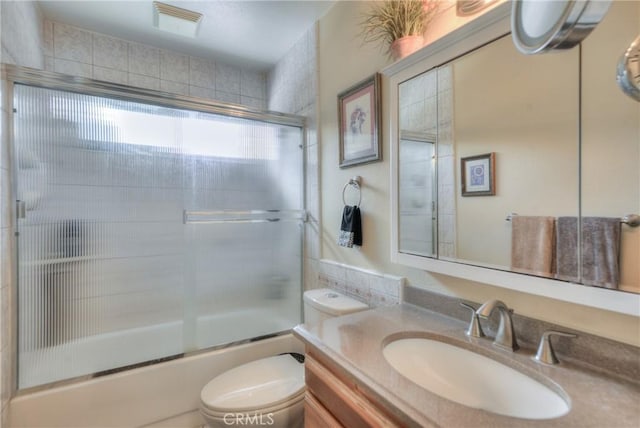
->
[199,288,369,427]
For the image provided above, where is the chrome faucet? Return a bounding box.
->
[476,299,519,351]
[534,330,577,365]
[460,302,484,338]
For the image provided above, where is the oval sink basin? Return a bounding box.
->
[383,338,569,420]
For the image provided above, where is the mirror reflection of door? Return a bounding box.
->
[399,133,436,257]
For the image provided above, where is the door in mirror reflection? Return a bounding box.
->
[399,134,436,257]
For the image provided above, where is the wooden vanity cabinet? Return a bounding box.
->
[303,351,400,428]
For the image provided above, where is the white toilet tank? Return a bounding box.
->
[303,288,369,327]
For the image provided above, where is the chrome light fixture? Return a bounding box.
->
[511,0,612,55]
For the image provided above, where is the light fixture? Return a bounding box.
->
[511,0,612,55]
[153,1,203,38]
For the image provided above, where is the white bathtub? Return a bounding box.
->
[20,307,298,388]
[10,332,304,427]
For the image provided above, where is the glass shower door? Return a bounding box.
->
[13,83,303,389]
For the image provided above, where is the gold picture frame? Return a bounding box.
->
[338,73,382,168]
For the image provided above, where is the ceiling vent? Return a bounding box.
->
[153,1,203,38]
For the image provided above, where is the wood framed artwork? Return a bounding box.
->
[461,152,495,196]
[338,73,381,168]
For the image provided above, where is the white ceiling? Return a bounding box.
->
[37,0,336,71]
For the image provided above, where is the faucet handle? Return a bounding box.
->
[460,302,485,338]
[534,330,578,365]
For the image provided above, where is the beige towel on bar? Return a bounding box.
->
[511,216,556,277]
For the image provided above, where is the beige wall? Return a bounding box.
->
[453,35,579,266]
[318,0,639,346]
[581,0,639,293]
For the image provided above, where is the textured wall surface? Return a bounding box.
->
[42,20,267,110]
[267,25,320,292]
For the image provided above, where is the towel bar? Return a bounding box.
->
[505,213,639,227]
[622,214,640,227]
[342,176,362,207]
[183,209,307,224]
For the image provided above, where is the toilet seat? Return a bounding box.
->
[200,354,305,415]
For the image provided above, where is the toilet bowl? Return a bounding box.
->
[199,288,369,427]
[200,354,305,428]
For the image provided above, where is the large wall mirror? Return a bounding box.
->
[391,0,639,306]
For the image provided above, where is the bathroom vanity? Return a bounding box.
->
[294,296,640,427]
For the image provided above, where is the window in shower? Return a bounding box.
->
[13,84,304,389]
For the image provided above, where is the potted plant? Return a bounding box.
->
[360,0,439,61]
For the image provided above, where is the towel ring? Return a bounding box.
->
[342,176,362,207]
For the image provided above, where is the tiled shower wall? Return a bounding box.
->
[42,20,267,110]
[267,24,321,292]
[437,65,457,258]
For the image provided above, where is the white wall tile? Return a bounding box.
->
[54,22,92,64]
[42,20,53,57]
[0,101,10,171]
[304,221,320,260]
[160,50,189,84]
[0,169,10,229]
[93,66,127,85]
[240,70,265,99]
[215,63,240,94]
[53,58,92,78]
[189,85,215,100]
[0,285,9,352]
[1,0,44,69]
[93,34,128,71]
[0,46,16,65]
[44,55,54,71]
[189,57,215,89]
[128,73,160,91]
[128,43,160,78]
[344,268,371,300]
[160,80,189,96]
[215,90,240,105]
[317,260,403,308]
[240,96,264,110]
[0,229,9,291]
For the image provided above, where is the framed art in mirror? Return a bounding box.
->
[338,73,382,168]
[461,152,495,196]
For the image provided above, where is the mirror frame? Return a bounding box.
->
[383,2,640,317]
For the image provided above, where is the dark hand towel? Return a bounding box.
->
[582,217,620,289]
[556,217,579,283]
[556,217,621,289]
[338,205,362,248]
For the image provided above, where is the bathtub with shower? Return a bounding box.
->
[4,64,307,425]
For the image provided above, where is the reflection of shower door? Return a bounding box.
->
[13,83,304,389]
[398,134,437,257]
